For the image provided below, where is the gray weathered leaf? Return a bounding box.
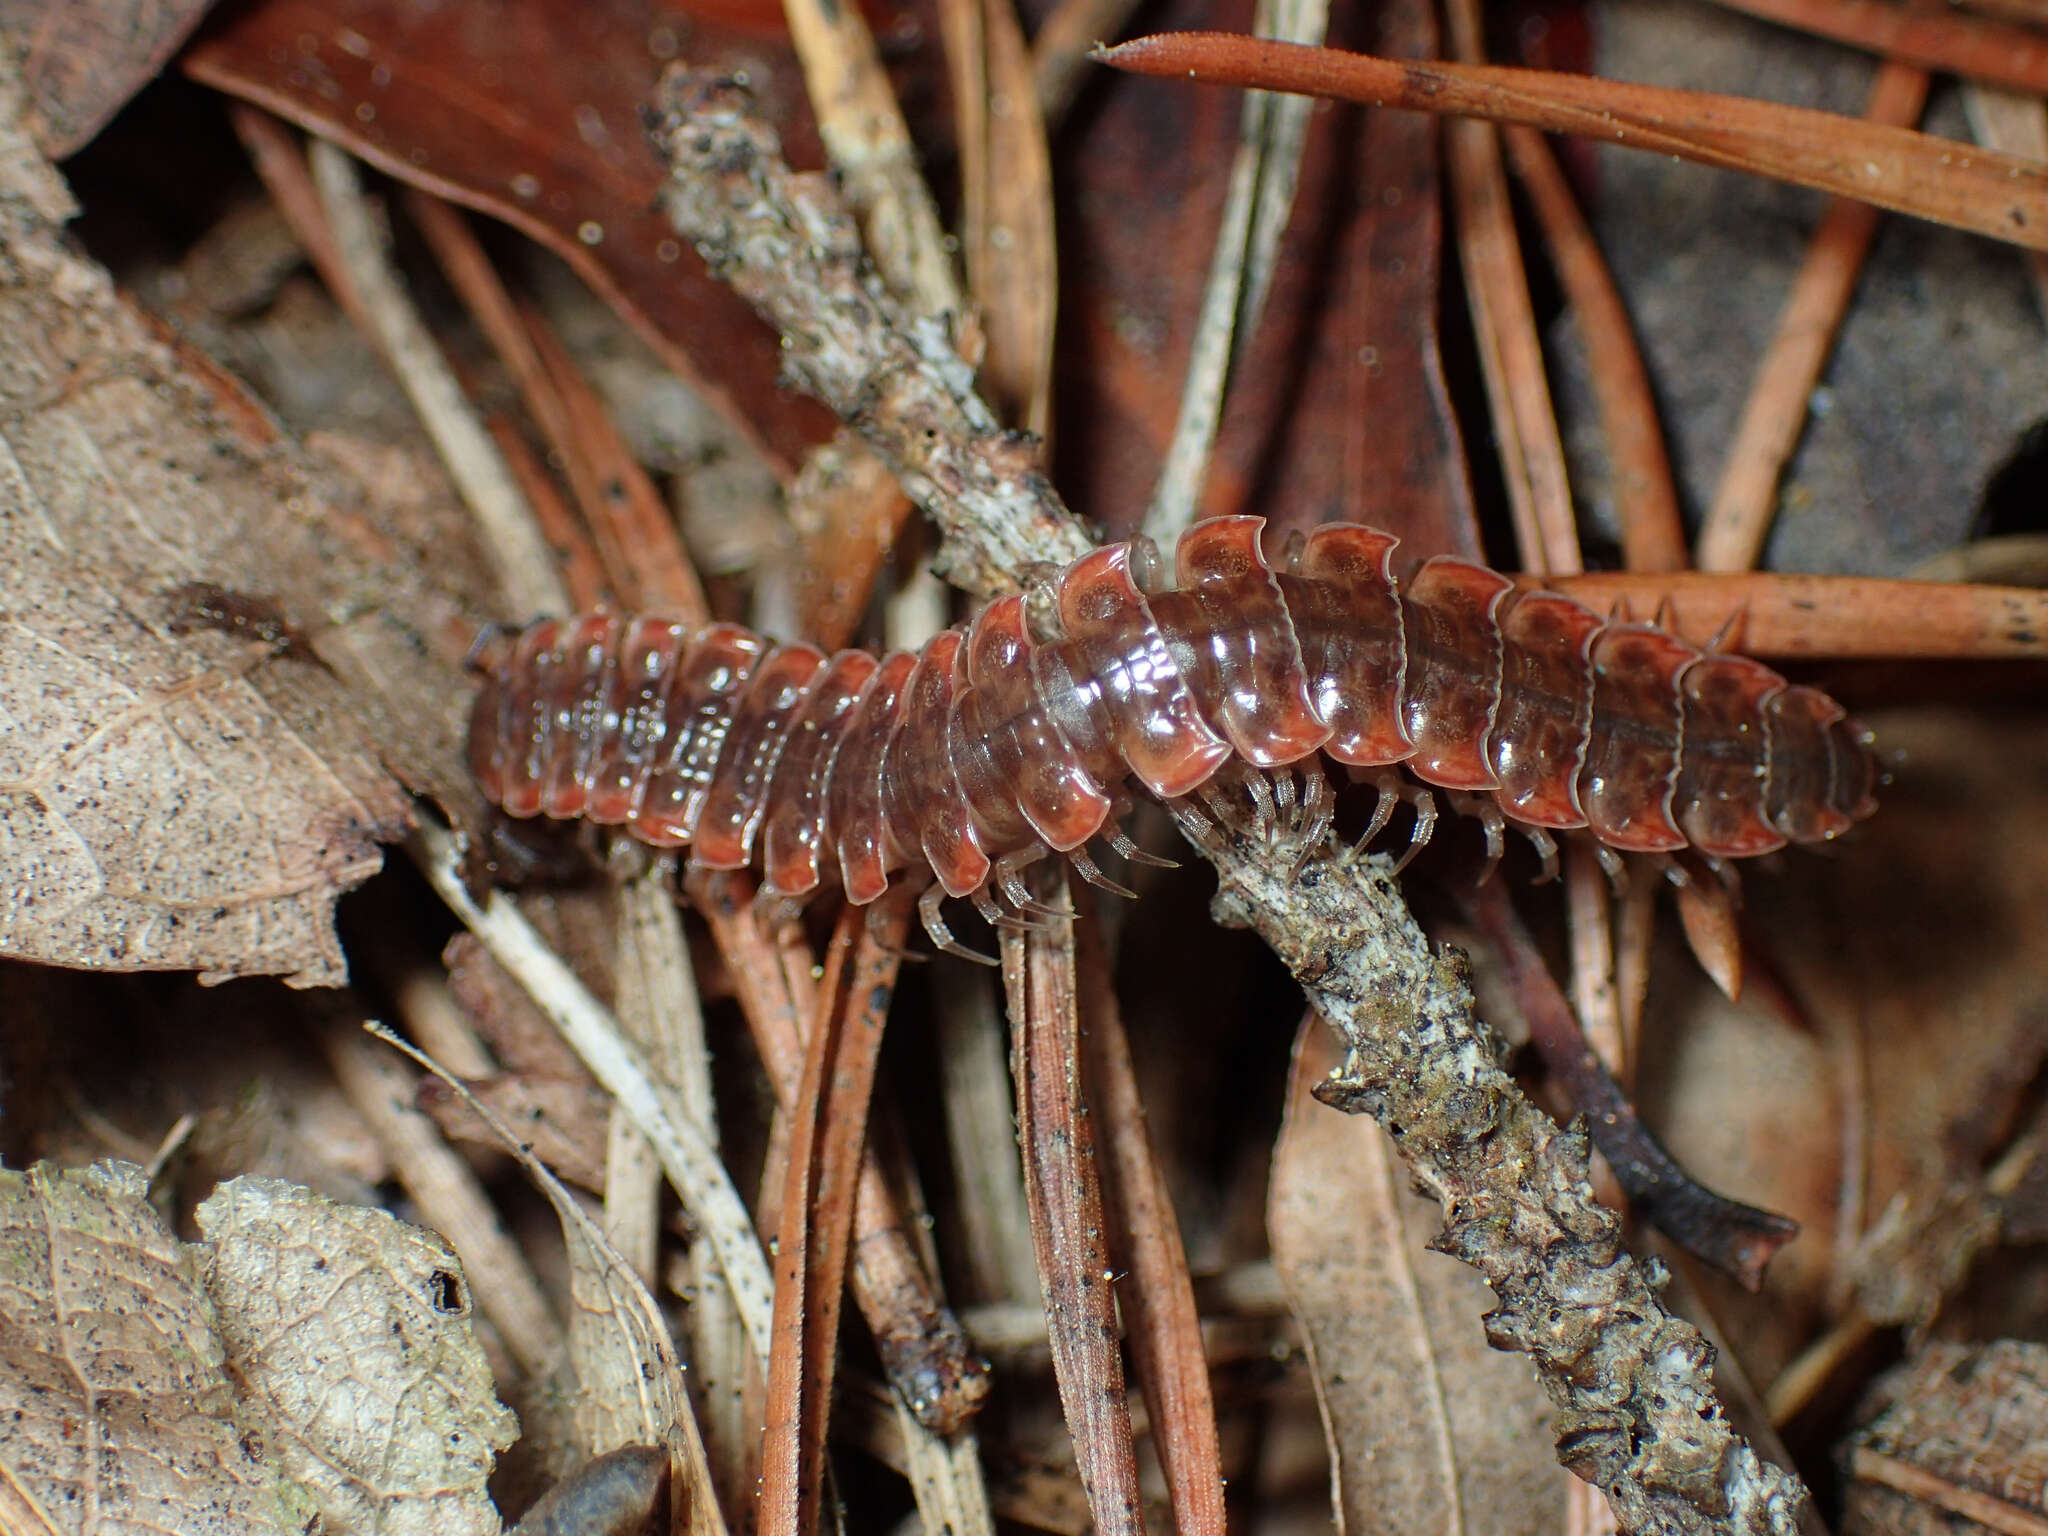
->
[196,1175,518,1536]
[0,41,419,987]
[0,1160,319,1536]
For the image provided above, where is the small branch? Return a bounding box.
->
[647,68,1093,600]
[1459,880,1800,1291]
[1172,805,1808,1535]
[647,75,1810,1532]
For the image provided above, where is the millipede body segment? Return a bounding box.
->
[468,517,1879,920]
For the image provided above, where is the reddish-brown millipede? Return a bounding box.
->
[467,516,1879,953]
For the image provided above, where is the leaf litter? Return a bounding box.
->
[0,1159,519,1536]
[2,0,2046,1532]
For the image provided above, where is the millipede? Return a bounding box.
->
[466,515,1879,954]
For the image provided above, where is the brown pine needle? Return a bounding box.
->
[1075,906,1226,1536]
[759,898,910,1536]
[1527,571,2048,659]
[1094,32,2048,252]
[1698,60,1932,574]
[1504,127,1689,574]
[1705,0,2048,97]
[1004,903,1148,1536]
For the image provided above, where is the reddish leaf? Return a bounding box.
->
[182,0,840,475]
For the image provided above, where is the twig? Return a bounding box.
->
[1095,33,2048,253]
[1175,809,1808,1534]
[779,0,962,319]
[649,75,1810,1532]
[649,70,1093,600]
[1459,882,1800,1290]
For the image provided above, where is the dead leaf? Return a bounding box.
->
[1,0,220,156]
[1270,1016,1571,1536]
[0,50,419,987]
[1647,711,2048,1380]
[0,1160,320,1536]
[180,0,842,475]
[1843,1340,2048,1536]
[371,1025,725,1536]
[195,1175,518,1536]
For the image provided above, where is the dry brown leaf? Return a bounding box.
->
[0,50,421,987]
[1270,1018,1571,1536]
[194,1175,517,1536]
[1843,1340,2048,1536]
[0,1160,319,1536]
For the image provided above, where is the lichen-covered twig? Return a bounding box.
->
[1174,803,1806,1535]
[646,69,1810,1535]
[647,70,1093,599]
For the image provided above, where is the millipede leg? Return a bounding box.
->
[1067,845,1137,900]
[995,846,1065,919]
[1286,768,1337,880]
[1242,771,1278,837]
[1647,853,1689,890]
[1270,771,1298,825]
[866,899,926,962]
[749,883,811,935]
[1521,826,1560,885]
[1358,770,1403,852]
[1388,787,1437,877]
[1448,791,1507,884]
[1104,825,1179,871]
[1595,843,1630,895]
[918,883,999,966]
[972,883,1035,931]
[1165,797,1221,853]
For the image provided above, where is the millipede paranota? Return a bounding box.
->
[468,516,1879,949]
